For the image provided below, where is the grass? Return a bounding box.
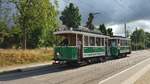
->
[0,48,54,68]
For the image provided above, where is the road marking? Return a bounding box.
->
[122,64,150,84]
[98,56,150,84]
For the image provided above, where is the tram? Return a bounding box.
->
[53,28,131,65]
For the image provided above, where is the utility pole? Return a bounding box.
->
[124,23,127,37]
[135,27,138,50]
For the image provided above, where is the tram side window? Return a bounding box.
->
[126,40,128,46]
[118,40,120,46]
[123,40,127,46]
[124,40,126,46]
[102,38,104,46]
[122,40,124,46]
[90,37,95,46]
[96,38,101,46]
[124,40,127,46]
[84,36,88,46]
[118,40,120,44]
[69,34,76,46]
[127,40,129,46]
[120,40,123,46]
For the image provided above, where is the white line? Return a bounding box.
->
[122,64,150,84]
[98,57,150,84]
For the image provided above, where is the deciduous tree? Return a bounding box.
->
[60,3,81,29]
[12,0,58,48]
[107,28,113,36]
[86,13,95,30]
[131,29,145,50]
[99,24,107,35]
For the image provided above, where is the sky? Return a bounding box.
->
[1,0,150,36]
[58,0,150,36]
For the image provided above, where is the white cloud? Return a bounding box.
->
[107,20,150,36]
[107,24,126,36]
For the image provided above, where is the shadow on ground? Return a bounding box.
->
[0,64,78,81]
[0,56,129,81]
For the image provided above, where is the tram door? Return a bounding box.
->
[76,34,83,61]
[107,39,111,56]
[105,38,108,55]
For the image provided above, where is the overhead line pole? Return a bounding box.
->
[124,23,127,37]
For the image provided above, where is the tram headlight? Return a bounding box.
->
[56,52,60,56]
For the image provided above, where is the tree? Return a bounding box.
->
[12,0,58,48]
[60,3,81,29]
[99,24,107,35]
[130,28,145,50]
[0,21,8,32]
[86,13,95,30]
[107,28,113,36]
[0,21,22,48]
[145,32,150,48]
[0,21,8,47]
[9,25,22,48]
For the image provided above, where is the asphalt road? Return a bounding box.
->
[0,50,150,84]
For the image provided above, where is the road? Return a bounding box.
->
[0,50,150,84]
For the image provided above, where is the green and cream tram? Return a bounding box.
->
[54,30,131,64]
[110,36,131,58]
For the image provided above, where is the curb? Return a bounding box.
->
[0,62,53,75]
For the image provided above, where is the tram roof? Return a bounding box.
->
[110,36,130,40]
[54,30,110,38]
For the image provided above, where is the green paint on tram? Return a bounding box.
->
[83,47,105,58]
[55,47,78,60]
[120,46,130,53]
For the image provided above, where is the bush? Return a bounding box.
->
[0,49,54,67]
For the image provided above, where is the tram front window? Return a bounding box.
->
[59,34,76,46]
[59,37,69,46]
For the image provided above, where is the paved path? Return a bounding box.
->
[99,51,150,84]
[134,67,150,84]
[0,50,150,84]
